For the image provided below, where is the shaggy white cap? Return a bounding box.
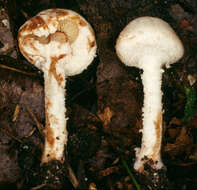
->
[116,16,184,69]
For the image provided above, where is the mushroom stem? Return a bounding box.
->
[134,56,163,171]
[41,70,67,164]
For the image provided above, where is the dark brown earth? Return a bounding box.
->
[0,0,197,189]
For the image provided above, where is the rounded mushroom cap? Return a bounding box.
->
[18,9,96,76]
[116,16,184,69]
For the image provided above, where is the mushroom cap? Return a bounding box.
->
[18,9,97,76]
[116,16,184,69]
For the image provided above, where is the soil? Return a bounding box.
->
[0,0,197,189]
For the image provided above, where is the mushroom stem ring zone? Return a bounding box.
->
[18,9,97,164]
[116,16,184,172]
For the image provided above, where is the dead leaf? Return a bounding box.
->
[188,111,197,128]
[169,117,182,126]
[98,166,120,178]
[164,127,193,157]
[189,144,197,161]
[180,19,193,31]
[97,107,114,126]
[168,128,180,139]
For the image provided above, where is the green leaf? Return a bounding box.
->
[183,85,196,123]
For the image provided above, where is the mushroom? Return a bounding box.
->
[115,16,184,171]
[18,9,97,164]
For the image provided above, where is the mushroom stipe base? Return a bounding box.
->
[136,159,170,190]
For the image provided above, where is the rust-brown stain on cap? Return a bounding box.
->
[70,16,87,27]
[18,44,34,63]
[55,9,69,16]
[20,16,48,34]
[55,9,69,20]
[87,37,96,52]
[152,111,162,161]
[30,41,39,52]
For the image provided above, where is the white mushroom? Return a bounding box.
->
[116,16,184,172]
[18,9,97,164]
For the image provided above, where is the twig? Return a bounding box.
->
[0,127,24,144]
[12,104,20,122]
[25,127,36,138]
[0,63,38,76]
[20,10,30,20]
[66,163,79,189]
[25,105,44,138]
[89,183,98,190]
[30,183,46,190]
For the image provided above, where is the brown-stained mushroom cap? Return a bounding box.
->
[18,8,97,76]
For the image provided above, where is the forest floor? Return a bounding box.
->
[0,0,197,189]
